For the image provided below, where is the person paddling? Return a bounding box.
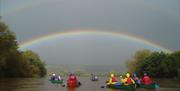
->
[67,73,81,87]
[101,73,117,88]
[91,74,98,81]
[58,75,62,81]
[50,73,57,80]
[107,73,118,85]
[132,73,141,86]
[121,73,135,85]
[141,73,153,85]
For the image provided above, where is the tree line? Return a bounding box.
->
[126,49,180,78]
[0,19,46,77]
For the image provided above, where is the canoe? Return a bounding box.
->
[91,76,98,81]
[139,83,159,89]
[91,78,98,81]
[107,84,136,91]
[91,79,98,81]
[49,80,63,84]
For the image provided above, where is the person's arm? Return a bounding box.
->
[107,78,112,84]
[121,78,127,83]
[131,78,135,84]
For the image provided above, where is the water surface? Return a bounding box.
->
[0,77,179,91]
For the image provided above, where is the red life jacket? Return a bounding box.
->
[67,75,78,87]
[127,77,133,84]
[112,77,117,82]
[142,76,152,85]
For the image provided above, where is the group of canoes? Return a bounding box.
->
[104,72,159,90]
[49,73,81,88]
[49,72,159,90]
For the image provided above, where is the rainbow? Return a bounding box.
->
[19,30,171,53]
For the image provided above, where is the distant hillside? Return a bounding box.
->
[47,64,127,74]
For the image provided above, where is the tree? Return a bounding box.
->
[0,19,46,77]
[0,20,18,77]
[126,49,151,74]
[139,52,168,77]
[21,50,47,77]
[127,50,180,78]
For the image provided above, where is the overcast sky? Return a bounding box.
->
[0,0,179,65]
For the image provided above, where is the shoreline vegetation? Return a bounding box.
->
[126,49,180,78]
[47,71,125,77]
[47,50,180,78]
[0,19,46,77]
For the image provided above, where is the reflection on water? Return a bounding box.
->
[0,77,179,91]
[108,89,118,91]
[67,88,76,91]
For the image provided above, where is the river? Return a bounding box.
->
[0,77,179,91]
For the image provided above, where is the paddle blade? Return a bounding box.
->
[62,84,65,87]
[101,86,105,88]
[155,84,160,88]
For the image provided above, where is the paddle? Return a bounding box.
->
[78,82,82,86]
[57,79,65,87]
[101,85,105,88]
[61,84,65,87]
[155,83,160,89]
[101,83,107,88]
[61,81,66,87]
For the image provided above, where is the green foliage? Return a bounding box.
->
[0,20,18,77]
[126,49,151,74]
[178,69,180,77]
[0,19,46,77]
[126,50,180,78]
[18,50,47,77]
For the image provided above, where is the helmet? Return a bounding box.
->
[110,74,114,77]
[126,73,130,77]
[52,73,55,76]
[70,72,75,75]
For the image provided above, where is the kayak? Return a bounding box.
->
[139,83,159,89]
[49,80,63,84]
[107,84,136,91]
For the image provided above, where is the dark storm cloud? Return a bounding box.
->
[1,0,179,66]
[1,0,179,50]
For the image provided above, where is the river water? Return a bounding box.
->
[0,77,179,91]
